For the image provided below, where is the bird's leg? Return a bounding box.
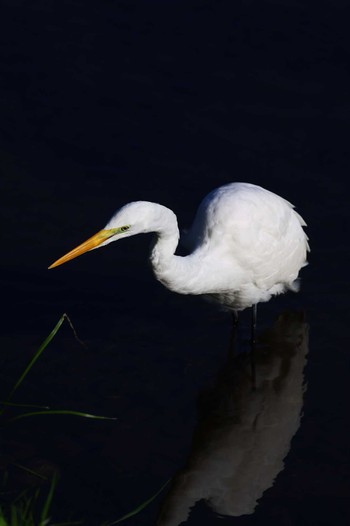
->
[250,304,257,391]
[228,310,239,359]
[232,310,239,328]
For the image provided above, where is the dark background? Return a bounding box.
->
[0,1,349,525]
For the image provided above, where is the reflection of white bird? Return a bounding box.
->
[49,183,309,315]
[156,311,309,525]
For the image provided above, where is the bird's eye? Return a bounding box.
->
[120,225,130,232]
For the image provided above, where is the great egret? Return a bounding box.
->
[49,182,309,319]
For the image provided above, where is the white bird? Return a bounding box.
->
[49,182,309,318]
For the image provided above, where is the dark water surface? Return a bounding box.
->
[0,1,349,525]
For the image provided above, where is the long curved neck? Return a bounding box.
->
[149,205,200,294]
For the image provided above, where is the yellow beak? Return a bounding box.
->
[48,229,117,269]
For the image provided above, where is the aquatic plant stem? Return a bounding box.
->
[5,313,84,404]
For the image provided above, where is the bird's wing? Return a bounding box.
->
[186,183,308,290]
[228,195,308,289]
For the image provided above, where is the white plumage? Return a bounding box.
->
[49,182,309,312]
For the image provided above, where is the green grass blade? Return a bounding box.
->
[39,473,57,524]
[0,401,50,409]
[104,479,171,525]
[7,314,67,402]
[13,464,48,482]
[0,474,83,526]
[10,410,117,422]
[10,506,16,526]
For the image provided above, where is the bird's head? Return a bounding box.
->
[48,201,165,269]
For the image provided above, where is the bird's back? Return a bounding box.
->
[183,183,309,309]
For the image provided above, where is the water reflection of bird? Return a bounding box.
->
[156,311,309,525]
[49,183,309,323]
